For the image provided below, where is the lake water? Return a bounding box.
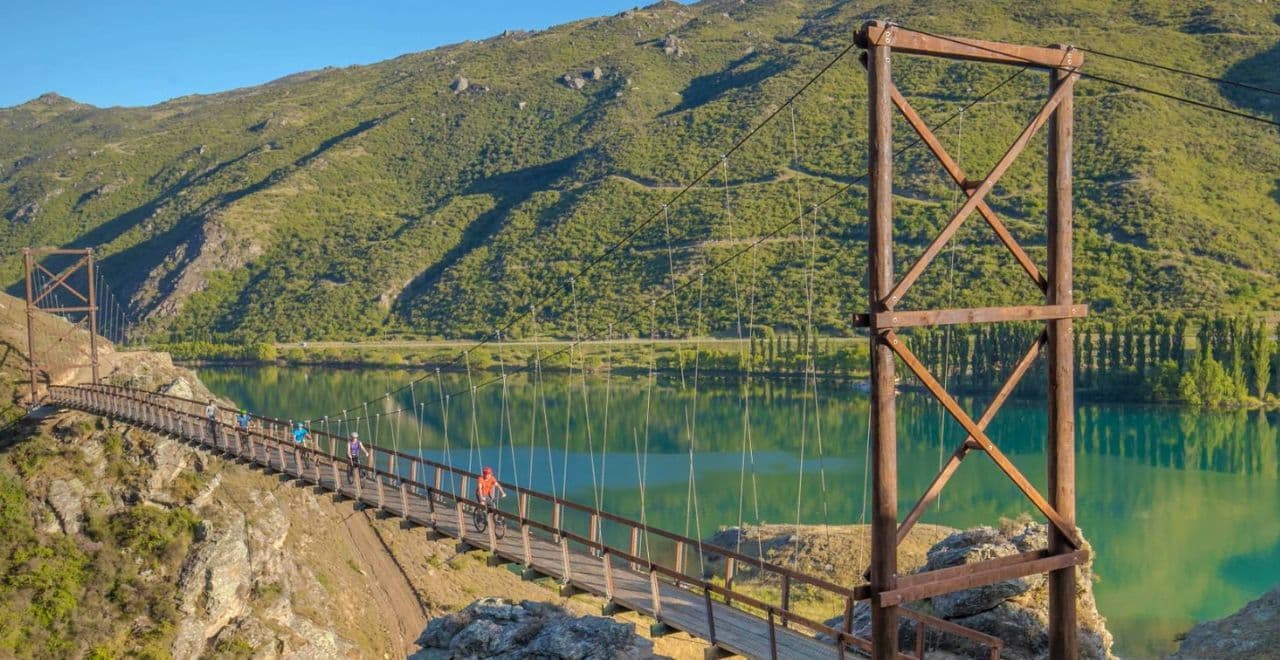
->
[199,365,1280,658]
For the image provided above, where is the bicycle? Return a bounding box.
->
[471,493,507,539]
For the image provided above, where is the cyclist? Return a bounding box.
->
[346,432,365,484]
[475,466,507,508]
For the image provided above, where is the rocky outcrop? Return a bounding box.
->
[452,77,470,93]
[1170,585,1280,659]
[45,478,85,535]
[562,73,587,90]
[659,35,686,57]
[823,522,1114,660]
[414,597,657,659]
[173,514,252,658]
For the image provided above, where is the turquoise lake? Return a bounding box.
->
[199,365,1280,658]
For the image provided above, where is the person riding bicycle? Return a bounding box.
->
[475,466,506,508]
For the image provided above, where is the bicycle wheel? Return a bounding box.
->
[472,507,488,533]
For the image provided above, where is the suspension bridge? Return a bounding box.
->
[19,18,1280,659]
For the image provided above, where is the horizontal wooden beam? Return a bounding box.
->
[38,306,97,313]
[856,21,1082,69]
[877,549,1089,607]
[873,304,1087,328]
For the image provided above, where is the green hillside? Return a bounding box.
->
[2,0,1278,344]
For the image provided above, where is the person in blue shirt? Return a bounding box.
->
[292,421,312,470]
[292,421,310,446]
[235,409,252,451]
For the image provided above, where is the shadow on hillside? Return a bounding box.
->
[1220,17,1280,205]
[395,154,582,306]
[82,114,396,318]
[665,51,789,115]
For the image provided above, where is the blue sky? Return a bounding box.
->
[1,1,664,108]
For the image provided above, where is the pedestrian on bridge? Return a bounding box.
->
[293,421,312,468]
[346,432,366,485]
[205,399,220,444]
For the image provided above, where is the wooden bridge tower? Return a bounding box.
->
[856,22,1088,659]
[22,247,101,401]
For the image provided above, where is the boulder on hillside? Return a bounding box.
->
[561,73,587,90]
[660,35,686,57]
[1170,585,1280,658]
[452,77,470,93]
[823,522,1115,660]
[414,597,657,659]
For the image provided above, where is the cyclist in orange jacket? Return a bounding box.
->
[475,466,506,507]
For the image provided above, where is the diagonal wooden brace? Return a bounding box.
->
[33,258,89,305]
[883,330,1081,548]
[884,79,1074,309]
[888,83,1048,292]
[896,330,1048,545]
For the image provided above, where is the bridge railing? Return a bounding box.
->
[50,383,1002,660]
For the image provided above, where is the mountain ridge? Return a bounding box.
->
[2,0,1278,343]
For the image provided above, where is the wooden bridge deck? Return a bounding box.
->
[49,384,1005,660]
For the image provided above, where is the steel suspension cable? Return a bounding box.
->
[1077,45,1280,98]
[314,38,861,422]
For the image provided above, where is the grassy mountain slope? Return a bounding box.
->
[2,0,1278,343]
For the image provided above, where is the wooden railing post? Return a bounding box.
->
[674,541,685,580]
[767,607,779,660]
[649,569,663,620]
[601,550,615,601]
[915,617,926,659]
[629,527,640,571]
[520,494,532,567]
[781,573,792,629]
[704,587,717,645]
[725,557,736,606]
[560,536,573,583]
[552,501,562,542]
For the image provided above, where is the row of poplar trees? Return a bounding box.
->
[908,313,1279,405]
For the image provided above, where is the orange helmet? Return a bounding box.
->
[482,466,493,476]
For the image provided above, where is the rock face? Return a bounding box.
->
[414,597,657,659]
[45,478,86,535]
[1170,585,1280,659]
[452,77,470,93]
[824,523,1115,660]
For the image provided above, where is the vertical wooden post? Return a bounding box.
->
[780,573,792,629]
[674,541,685,578]
[704,587,717,644]
[601,550,615,601]
[21,249,38,402]
[649,569,663,619]
[560,537,573,582]
[725,557,736,606]
[1047,54,1079,660]
[520,494,532,567]
[629,527,640,571]
[867,27,899,660]
[767,607,778,660]
[84,250,99,384]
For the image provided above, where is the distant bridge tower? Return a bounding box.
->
[22,247,101,401]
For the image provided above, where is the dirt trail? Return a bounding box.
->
[339,506,428,655]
